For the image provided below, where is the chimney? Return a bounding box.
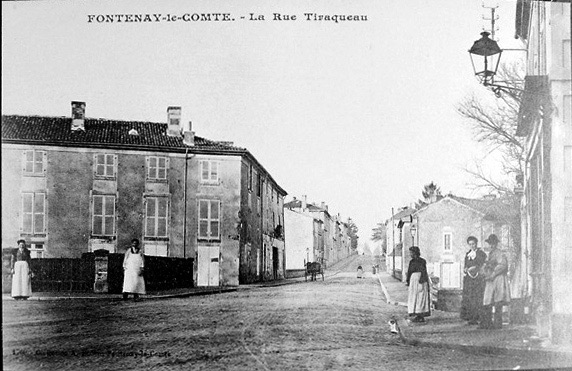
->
[167,106,182,137]
[183,121,195,146]
[71,101,86,131]
[302,195,307,210]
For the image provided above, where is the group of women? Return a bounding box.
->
[406,233,510,328]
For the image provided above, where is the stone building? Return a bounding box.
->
[514,0,571,344]
[284,196,353,273]
[1,102,286,286]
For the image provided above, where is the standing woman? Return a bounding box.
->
[480,234,510,329]
[406,246,431,322]
[460,236,487,325]
[122,238,146,300]
[11,239,33,300]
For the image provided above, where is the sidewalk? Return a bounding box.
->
[2,277,306,302]
[377,270,572,362]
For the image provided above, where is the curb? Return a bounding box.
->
[2,287,240,302]
[376,272,572,361]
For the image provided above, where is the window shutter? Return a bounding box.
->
[22,150,28,172]
[113,155,118,178]
[93,154,98,177]
[146,157,150,179]
[42,151,47,176]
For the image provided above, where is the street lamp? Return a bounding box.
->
[410,225,417,246]
[468,31,523,96]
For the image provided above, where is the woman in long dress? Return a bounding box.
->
[122,238,145,300]
[11,239,33,300]
[480,234,510,329]
[460,236,487,325]
[406,246,431,322]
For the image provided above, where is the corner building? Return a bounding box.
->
[1,102,286,287]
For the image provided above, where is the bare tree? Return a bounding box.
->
[456,61,526,196]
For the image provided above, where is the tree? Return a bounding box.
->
[456,62,526,196]
[422,181,442,203]
[456,61,525,278]
[347,218,359,251]
[371,223,387,255]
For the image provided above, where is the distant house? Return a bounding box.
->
[1,102,287,287]
[284,196,352,273]
[385,206,417,281]
[413,195,516,297]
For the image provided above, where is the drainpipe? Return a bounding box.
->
[391,207,395,278]
[183,148,189,259]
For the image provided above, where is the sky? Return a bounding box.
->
[1,0,523,249]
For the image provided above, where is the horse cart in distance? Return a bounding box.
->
[305,262,324,281]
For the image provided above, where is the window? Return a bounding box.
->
[257,173,262,197]
[200,160,219,183]
[22,150,46,176]
[441,262,461,288]
[147,156,168,180]
[248,165,253,191]
[198,200,220,241]
[443,232,452,251]
[21,193,46,234]
[29,243,44,258]
[94,154,117,178]
[92,195,115,236]
[145,197,169,238]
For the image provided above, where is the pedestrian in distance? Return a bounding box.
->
[460,236,487,325]
[10,239,33,300]
[122,238,146,300]
[406,246,431,323]
[479,234,510,329]
[356,265,364,278]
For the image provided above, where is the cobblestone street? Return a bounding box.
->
[2,255,564,370]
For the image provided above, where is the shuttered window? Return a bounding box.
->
[94,154,117,178]
[200,160,219,183]
[147,156,168,180]
[92,195,115,236]
[21,193,46,234]
[198,200,221,241]
[145,197,169,237]
[22,150,46,176]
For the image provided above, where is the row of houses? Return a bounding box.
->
[283,196,354,276]
[2,102,290,286]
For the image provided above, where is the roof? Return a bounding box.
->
[392,207,416,221]
[284,199,330,216]
[414,195,518,222]
[448,195,518,222]
[1,115,245,153]
[1,114,287,195]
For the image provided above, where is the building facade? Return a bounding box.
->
[284,196,353,272]
[514,0,572,344]
[1,102,286,287]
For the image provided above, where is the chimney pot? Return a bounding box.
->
[167,106,182,137]
[183,130,195,146]
[71,101,86,131]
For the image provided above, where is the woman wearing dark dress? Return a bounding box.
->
[460,236,487,325]
[406,246,431,322]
